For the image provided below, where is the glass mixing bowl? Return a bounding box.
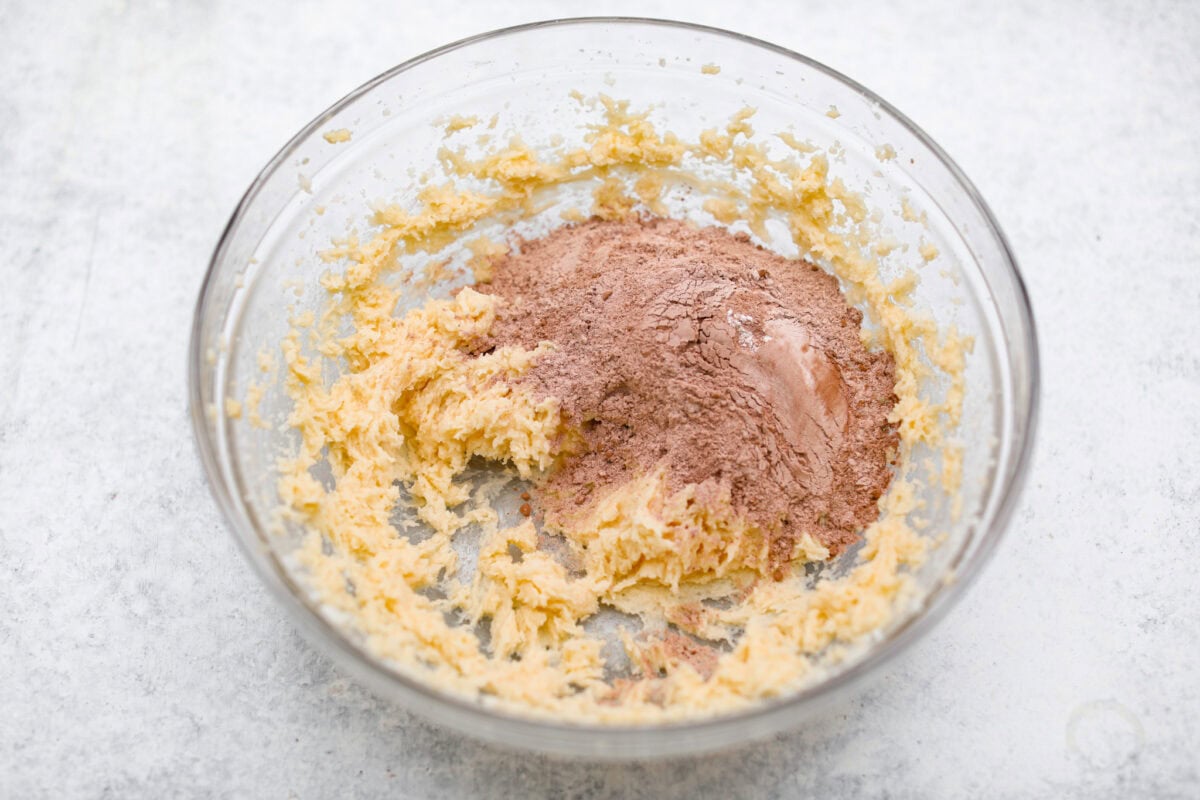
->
[188,18,1038,759]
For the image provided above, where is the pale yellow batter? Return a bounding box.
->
[268,97,970,722]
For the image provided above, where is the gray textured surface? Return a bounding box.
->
[3,0,1199,797]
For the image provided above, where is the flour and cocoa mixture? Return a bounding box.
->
[475,216,899,569]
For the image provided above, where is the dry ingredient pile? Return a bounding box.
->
[267,99,970,723]
[475,217,899,572]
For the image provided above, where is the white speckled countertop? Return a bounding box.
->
[3,0,1198,796]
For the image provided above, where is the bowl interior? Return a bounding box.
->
[191,19,1035,758]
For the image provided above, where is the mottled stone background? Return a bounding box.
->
[2,0,1197,797]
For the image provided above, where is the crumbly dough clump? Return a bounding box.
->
[273,98,970,722]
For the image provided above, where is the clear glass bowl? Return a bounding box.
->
[189,18,1038,759]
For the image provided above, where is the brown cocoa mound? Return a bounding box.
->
[472,216,898,567]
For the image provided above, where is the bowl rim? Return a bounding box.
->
[188,16,1040,752]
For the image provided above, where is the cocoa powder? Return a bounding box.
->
[473,217,898,567]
